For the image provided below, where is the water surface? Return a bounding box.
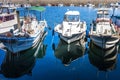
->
[0,6,120,80]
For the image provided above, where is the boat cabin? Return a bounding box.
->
[64,11,80,22]
[0,7,16,23]
[0,7,17,34]
[91,8,115,35]
[96,9,110,23]
[97,10,109,18]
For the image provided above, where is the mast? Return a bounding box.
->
[16,10,21,30]
[27,0,30,17]
[112,5,116,17]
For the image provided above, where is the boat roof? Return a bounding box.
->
[65,11,80,15]
[96,8,109,15]
[96,8,110,11]
[29,6,45,12]
[0,7,14,9]
[97,11,109,15]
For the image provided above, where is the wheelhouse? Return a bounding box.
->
[64,11,80,22]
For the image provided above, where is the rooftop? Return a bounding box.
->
[65,11,80,15]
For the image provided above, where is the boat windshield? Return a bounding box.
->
[0,7,15,14]
[64,15,79,22]
[97,14,109,18]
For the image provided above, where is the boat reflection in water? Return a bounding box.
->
[89,41,118,71]
[54,39,86,66]
[0,33,47,78]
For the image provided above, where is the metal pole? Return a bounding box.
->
[40,12,42,20]
[112,5,116,17]
[16,11,21,30]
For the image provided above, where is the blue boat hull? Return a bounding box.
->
[0,31,45,53]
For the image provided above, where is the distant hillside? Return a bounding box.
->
[0,0,119,5]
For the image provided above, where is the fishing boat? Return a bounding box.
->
[86,2,95,8]
[0,6,47,53]
[110,1,120,35]
[111,6,120,35]
[110,2,120,8]
[112,15,120,34]
[0,7,18,34]
[58,3,64,7]
[54,10,86,44]
[89,8,119,49]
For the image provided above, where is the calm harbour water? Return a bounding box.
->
[0,6,120,80]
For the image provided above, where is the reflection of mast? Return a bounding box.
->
[54,40,85,66]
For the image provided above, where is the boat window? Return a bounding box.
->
[9,15,14,20]
[0,16,2,23]
[9,9,15,13]
[2,8,8,13]
[64,15,79,22]
[97,14,109,18]
[0,8,2,14]
[2,15,14,22]
[0,7,14,14]
[0,17,2,19]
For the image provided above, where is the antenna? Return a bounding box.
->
[67,9,69,11]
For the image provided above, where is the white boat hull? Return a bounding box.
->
[54,10,86,44]
[59,32,86,44]
[90,34,119,49]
